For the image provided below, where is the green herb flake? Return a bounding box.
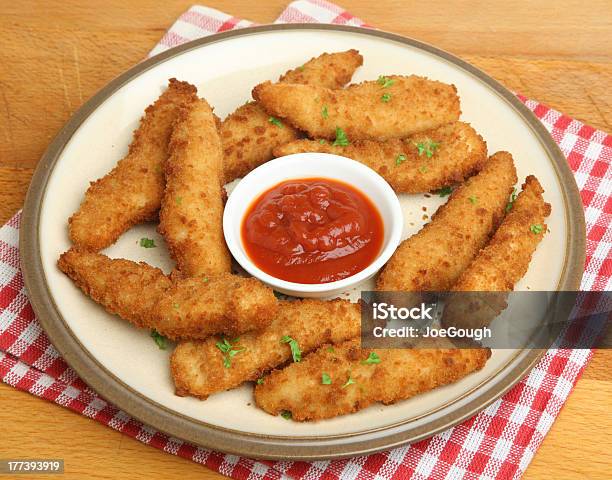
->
[322,373,332,385]
[530,224,544,234]
[321,105,329,119]
[505,188,518,212]
[281,335,302,363]
[419,165,428,174]
[381,92,392,103]
[326,346,335,353]
[175,196,183,205]
[361,352,381,365]
[215,337,245,368]
[216,338,232,353]
[280,410,292,420]
[150,329,168,350]
[202,277,209,283]
[256,378,265,385]
[469,195,478,205]
[268,116,283,128]
[139,237,156,248]
[342,375,356,389]
[377,75,395,88]
[298,65,305,71]
[415,139,441,158]
[435,186,453,197]
[395,154,407,166]
[319,139,327,145]
[172,302,180,310]
[333,127,350,147]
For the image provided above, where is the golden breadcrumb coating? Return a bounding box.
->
[152,274,277,339]
[158,96,230,277]
[221,102,300,182]
[274,122,487,193]
[57,248,171,327]
[453,175,551,291]
[57,248,277,340]
[278,50,363,87]
[253,75,460,141]
[377,151,518,291]
[443,176,551,329]
[171,299,360,399]
[254,338,491,421]
[68,79,197,251]
[221,50,363,182]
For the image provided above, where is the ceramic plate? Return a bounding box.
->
[21,25,585,460]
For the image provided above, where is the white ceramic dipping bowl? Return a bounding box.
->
[223,153,403,298]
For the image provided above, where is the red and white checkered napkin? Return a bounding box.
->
[1,1,610,479]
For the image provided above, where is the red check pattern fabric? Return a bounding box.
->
[1,1,610,479]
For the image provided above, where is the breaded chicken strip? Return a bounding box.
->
[221,102,299,182]
[377,152,518,291]
[221,50,363,182]
[277,50,363,86]
[158,96,230,277]
[253,75,460,141]
[254,338,491,421]
[443,175,551,329]
[171,299,360,399]
[152,274,276,339]
[57,248,277,340]
[453,175,550,291]
[274,122,487,193]
[58,249,171,325]
[69,79,197,251]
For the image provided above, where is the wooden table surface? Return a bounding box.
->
[1,1,610,478]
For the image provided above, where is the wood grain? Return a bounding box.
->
[0,1,610,479]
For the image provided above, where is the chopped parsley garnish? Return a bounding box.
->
[377,75,395,88]
[322,373,332,385]
[395,154,407,166]
[342,375,356,388]
[326,346,335,353]
[280,410,292,420]
[139,237,156,248]
[202,277,209,283]
[415,139,441,158]
[506,188,518,212]
[419,165,428,173]
[321,105,329,119]
[256,378,264,385]
[435,186,453,197]
[333,127,350,146]
[319,139,327,144]
[530,224,544,234]
[298,65,305,71]
[361,352,381,365]
[281,335,302,363]
[172,302,180,310]
[469,195,478,204]
[216,337,245,368]
[175,196,183,205]
[150,329,168,350]
[381,92,392,103]
[268,116,283,128]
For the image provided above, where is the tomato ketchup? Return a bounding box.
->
[241,178,384,284]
